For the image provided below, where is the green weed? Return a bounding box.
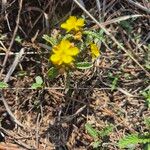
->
[85,123,114,149]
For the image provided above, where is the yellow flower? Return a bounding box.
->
[50,40,79,66]
[61,16,85,32]
[90,43,100,59]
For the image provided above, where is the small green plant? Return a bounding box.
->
[42,16,101,80]
[0,82,8,89]
[118,133,150,149]
[31,76,43,89]
[15,35,22,43]
[142,89,150,108]
[118,117,150,149]
[85,123,114,148]
[119,20,133,33]
[108,72,119,91]
[47,67,59,79]
[30,15,103,90]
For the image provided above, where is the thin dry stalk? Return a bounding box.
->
[73,0,150,78]
[0,0,23,79]
[126,0,150,14]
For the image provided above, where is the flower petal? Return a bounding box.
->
[67,16,77,24]
[60,16,84,32]
[62,55,74,64]
[76,18,85,27]
[52,46,59,53]
[60,40,71,49]
[68,47,79,56]
[50,54,62,65]
[90,43,100,57]
[61,23,72,32]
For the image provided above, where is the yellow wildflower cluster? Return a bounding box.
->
[49,16,100,67]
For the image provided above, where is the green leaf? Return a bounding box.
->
[17,71,27,77]
[47,67,58,79]
[31,76,43,89]
[42,34,57,46]
[63,34,73,40]
[85,123,98,139]
[0,82,8,89]
[108,73,119,91]
[31,83,42,89]
[118,134,150,149]
[35,76,43,85]
[111,77,118,91]
[118,134,139,148]
[144,143,150,150]
[119,20,133,33]
[83,30,105,41]
[97,124,114,137]
[92,140,101,148]
[76,62,93,70]
[15,36,22,43]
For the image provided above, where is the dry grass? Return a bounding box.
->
[0,0,150,149]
